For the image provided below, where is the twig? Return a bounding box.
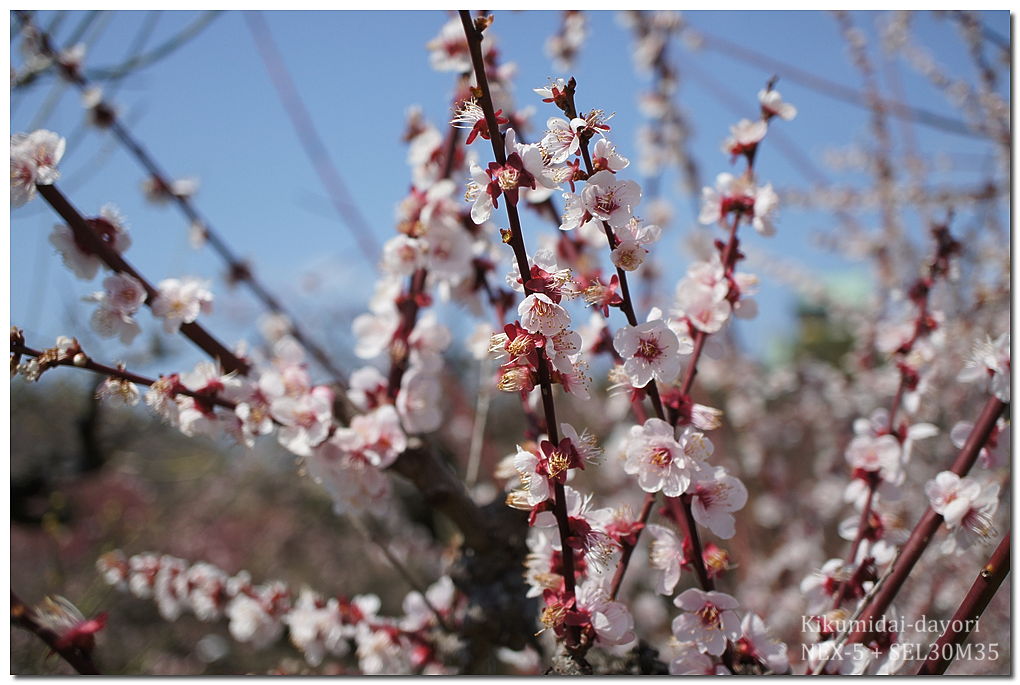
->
[11,591,101,675]
[916,531,1010,675]
[458,9,581,654]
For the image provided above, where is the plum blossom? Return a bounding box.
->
[670,644,730,675]
[333,404,407,469]
[958,333,1010,402]
[581,169,641,229]
[845,433,903,485]
[645,523,684,595]
[50,204,132,280]
[759,88,798,121]
[590,137,630,173]
[613,318,683,387]
[540,117,584,164]
[272,385,335,457]
[624,418,710,496]
[226,592,285,650]
[736,613,789,673]
[305,434,391,516]
[397,366,443,434]
[721,119,767,160]
[518,293,571,336]
[687,466,748,539]
[151,277,213,334]
[698,172,779,236]
[426,17,472,72]
[672,588,742,656]
[11,129,65,207]
[31,596,107,653]
[87,272,147,345]
[573,578,636,647]
[925,471,1000,554]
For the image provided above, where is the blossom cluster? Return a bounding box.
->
[97,551,459,674]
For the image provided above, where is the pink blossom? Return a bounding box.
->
[49,204,132,280]
[958,333,1010,402]
[614,318,684,387]
[759,88,798,121]
[11,129,65,207]
[581,169,641,230]
[272,385,335,456]
[573,578,636,647]
[518,293,571,336]
[645,523,684,595]
[87,272,147,344]
[151,277,213,334]
[688,466,748,539]
[624,418,706,497]
[672,588,742,656]
[737,612,789,673]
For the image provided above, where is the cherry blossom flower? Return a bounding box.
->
[333,404,407,469]
[925,471,1000,553]
[450,99,507,145]
[352,304,399,360]
[533,486,618,573]
[226,592,285,650]
[624,418,707,496]
[573,578,636,646]
[347,366,389,412]
[759,88,798,121]
[957,332,1010,402]
[698,173,779,235]
[590,137,630,173]
[645,523,684,595]
[559,422,602,465]
[141,175,199,205]
[49,204,132,280]
[951,418,1009,469]
[426,17,473,72]
[400,575,456,633]
[613,318,683,387]
[31,596,107,653]
[670,644,730,675]
[87,272,147,345]
[397,367,443,434]
[581,170,641,230]
[721,119,767,160]
[672,588,742,656]
[151,277,213,334]
[540,117,584,164]
[845,433,903,485]
[687,465,748,539]
[11,129,65,207]
[518,293,571,336]
[271,385,335,457]
[284,589,344,667]
[96,375,141,406]
[381,235,426,277]
[306,434,391,516]
[736,612,789,673]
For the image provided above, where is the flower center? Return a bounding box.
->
[635,336,662,361]
[696,602,722,629]
[649,446,673,467]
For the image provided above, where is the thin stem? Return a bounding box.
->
[916,532,1010,675]
[36,183,250,375]
[846,396,1006,645]
[458,9,580,653]
[13,340,237,412]
[11,591,101,675]
[15,11,349,389]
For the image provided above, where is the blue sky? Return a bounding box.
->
[9,10,1009,381]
